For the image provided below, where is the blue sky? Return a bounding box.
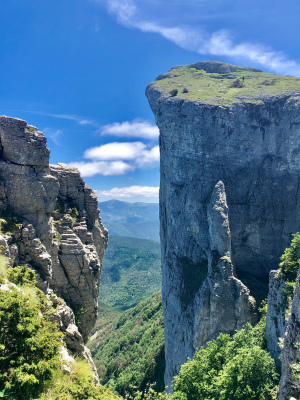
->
[1,0,300,203]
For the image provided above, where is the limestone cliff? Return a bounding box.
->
[277,269,300,400]
[146,61,300,389]
[0,116,108,371]
[265,271,288,367]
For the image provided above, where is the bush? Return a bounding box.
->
[279,233,300,282]
[170,89,178,97]
[172,318,279,400]
[38,359,121,400]
[230,79,244,88]
[0,285,62,399]
[7,265,36,287]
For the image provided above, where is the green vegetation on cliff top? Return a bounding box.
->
[152,61,300,104]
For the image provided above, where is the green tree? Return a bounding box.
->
[172,319,279,400]
[217,347,278,400]
[279,232,300,281]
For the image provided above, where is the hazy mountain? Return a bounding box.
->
[99,200,160,242]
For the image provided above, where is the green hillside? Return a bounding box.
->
[89,292,165,398]
[99,236,162,310]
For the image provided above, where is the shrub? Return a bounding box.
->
[230,79,244,88]
[279,233,300,282]
[170,89,178,97]
[0,285,62,399]
[38,359,122,400]
[172,318,279,400]
[7,265,36,287]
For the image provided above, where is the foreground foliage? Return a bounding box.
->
[279,232,300,282]
[0,256,121,400]
[125,311,279,400]
[0,262,62,399]
[171,308,279,400]
[89,292,165,397]
[38,359,121,400]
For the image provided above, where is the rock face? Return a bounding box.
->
[265,271,288,366]
[0,116,108,367]
[278,270,300,400]
[194,181,257,349]
[146,61,300,388]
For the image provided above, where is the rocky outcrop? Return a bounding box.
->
[146,61,300,388]
[0,116,108,368]
[194,181,257,347]
[277,269,300,400]
[265,271,288,366]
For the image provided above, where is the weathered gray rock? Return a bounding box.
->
[146,61,300,388]
[162,181,257,387]
[194,181,257,346]
[278,269,300,400]
[0,116,108,367]
[47,289,99,382]
[265,270,288,366]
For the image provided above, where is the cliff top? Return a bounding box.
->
[149,60,300,104]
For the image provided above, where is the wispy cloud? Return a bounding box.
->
[70,141,160,176]
[100,119,159,139]
[135,145,159,168]
[96,185,159,198]
[0,109,97,127]
[69,160,134,176]
[43,127,63,146]
[98,0,300,76]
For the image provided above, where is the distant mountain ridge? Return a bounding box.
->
[99,200,160,242]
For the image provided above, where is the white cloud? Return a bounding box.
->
[72,140,159,177]
[96,185,159,198]
[69,160,134,176]
[100,119,159,139]
[99,0,300,76]
[135,145,159,168]
[83,141,146,161]
[43,127,63,146]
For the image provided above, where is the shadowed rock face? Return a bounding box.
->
[0,116,108,363]
[278,270,300,400]
[146,61,300,389]
[266,268,300,400]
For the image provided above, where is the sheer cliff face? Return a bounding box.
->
[266,269,300,400]
[0,116,108,358]
[146,61,300,388]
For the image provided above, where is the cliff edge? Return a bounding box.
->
[146,61,300,389]
[0,116,108,373]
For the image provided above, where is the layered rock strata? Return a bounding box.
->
[146,61,300,388]
[0,116,108,369]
